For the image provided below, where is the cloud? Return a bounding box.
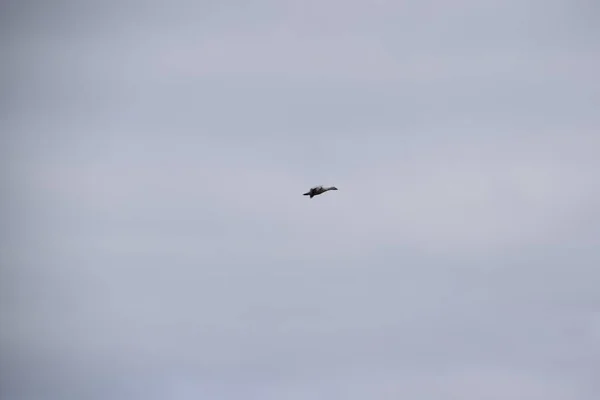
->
[2,0,599,399]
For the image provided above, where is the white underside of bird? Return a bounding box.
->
[303,185,338,198]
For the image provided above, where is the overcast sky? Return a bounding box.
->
[1,0,599,399]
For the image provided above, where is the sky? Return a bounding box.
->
[1,0,599,399]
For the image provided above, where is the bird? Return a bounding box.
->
[303,185,338,198]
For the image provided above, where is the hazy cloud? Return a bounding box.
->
[2,0,599,399]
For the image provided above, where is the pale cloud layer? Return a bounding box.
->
[2,1,599,399]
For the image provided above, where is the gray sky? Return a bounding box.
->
[2,0,599,399]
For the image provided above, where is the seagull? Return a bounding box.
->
[303,185,338,198]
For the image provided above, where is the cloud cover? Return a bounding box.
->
[2,0,599,399]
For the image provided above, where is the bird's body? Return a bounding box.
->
[303,185,338,198]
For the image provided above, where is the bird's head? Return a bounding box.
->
[329,186,338,190]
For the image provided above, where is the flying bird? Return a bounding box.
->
[303,185,338,198]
